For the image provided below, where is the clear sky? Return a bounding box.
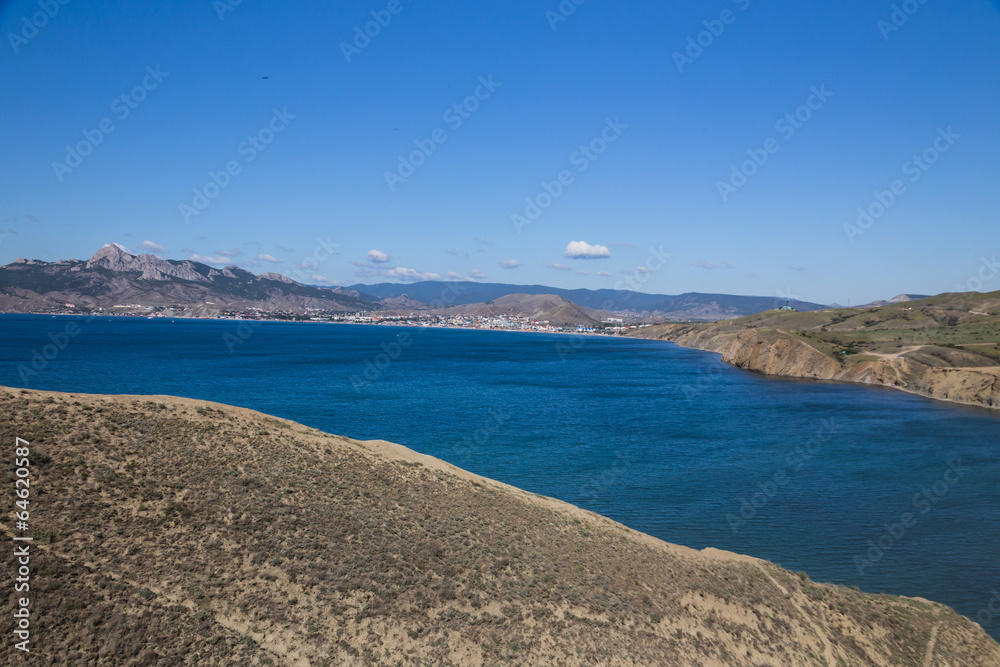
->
[2,0,998,305]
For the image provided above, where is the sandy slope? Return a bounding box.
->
[2,386,998,665]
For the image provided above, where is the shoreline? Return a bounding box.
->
[632,327,1000,412]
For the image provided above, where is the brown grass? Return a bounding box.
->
[2,387,998,665]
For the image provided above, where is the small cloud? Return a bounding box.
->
[789,266,806,272]
[256,254,281,263]
[596,271,611,277]
[276,245,295,253]
[367,249,390,264]
[691,260,734,270]
[445,271,463,280]
[311,274,331,284]
[139,240,165,253]
[546,262,572,271]
[636,266,651,274]
[469,269,486,280]
[564,241,611,260]
[190,254,232,265]
[388,267,442,281]
[216,248,242,258]
[500,259,520,269]
[474,237,495,246]
[575,270,590,276]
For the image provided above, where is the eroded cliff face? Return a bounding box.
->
[635,325,1000,410]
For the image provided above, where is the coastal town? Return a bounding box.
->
[38,302,646,335]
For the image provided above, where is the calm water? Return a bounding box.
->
[3,314,999,638]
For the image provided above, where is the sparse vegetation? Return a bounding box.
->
[1,388,997,665]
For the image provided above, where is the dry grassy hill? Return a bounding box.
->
[630,291,1000,410]
[2,387,998,665]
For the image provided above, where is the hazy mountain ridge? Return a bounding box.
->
[349,281,827,321]
[2,387,997,665]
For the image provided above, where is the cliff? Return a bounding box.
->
[631,293,1000,410]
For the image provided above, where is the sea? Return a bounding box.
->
[2,314,998,639]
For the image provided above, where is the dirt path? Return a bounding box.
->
[755,566,839,667]
[922,621,942,667]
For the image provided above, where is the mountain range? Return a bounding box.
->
[1,244,835,321]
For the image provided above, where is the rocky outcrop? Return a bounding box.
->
[634,324,1000,410]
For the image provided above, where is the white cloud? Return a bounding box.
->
[596,271,612,277]
[388,267,442,281]
[564,240,611,260]
[217,248,242,258]
[575,270,589,276]
[190,254,232,265]
[367,249,390,263]
[691,260,734,270]
[636,266,651,274]
[139,240,165,253]
[256,254,281,263]
[546,262,572,271]
[500,259,520,269]
[469,269,487,280]
[311,274,332,284]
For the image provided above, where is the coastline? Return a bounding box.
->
[630,324,1000,412]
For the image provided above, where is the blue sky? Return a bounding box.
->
[1,0,998,305]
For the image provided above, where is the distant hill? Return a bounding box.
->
[3,386,997,665]
[407,293,604,326]
[349,281,827,321]
[0,244,375,313]
[856,293,930,308]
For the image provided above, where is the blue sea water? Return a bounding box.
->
[2,314,999,639]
